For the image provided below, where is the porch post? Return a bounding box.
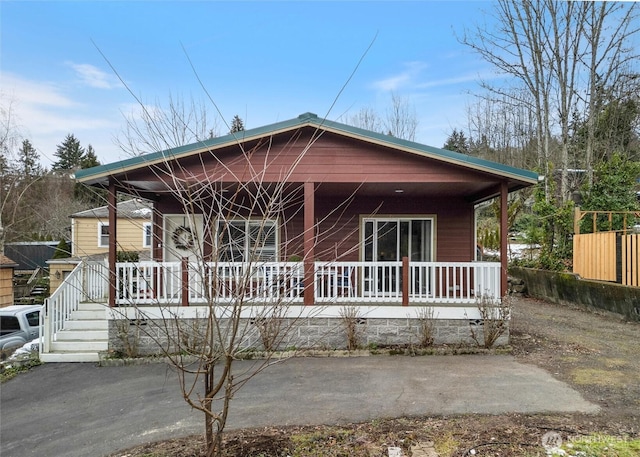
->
[181,257,189,307]
[500,181,508,298]
[402,256,409,306]
[303,182,315,306]
[108,178,117,307]
[152,206,162,261]
[152,206,162,301]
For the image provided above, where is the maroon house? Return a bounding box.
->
[40,113,537,361]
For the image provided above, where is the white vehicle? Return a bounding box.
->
[0,305,42,351]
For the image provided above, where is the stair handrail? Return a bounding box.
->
[40,260,108,356]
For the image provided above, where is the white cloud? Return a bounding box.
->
[371,61,428,92]
[1,72,76,108]
[67,62,120,89]
[0,72,124,166]
[417,73,480,89]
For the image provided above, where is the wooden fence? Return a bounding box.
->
[573,231,640,286]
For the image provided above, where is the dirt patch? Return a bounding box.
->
[510,297,640,418]
[112,297,640,456]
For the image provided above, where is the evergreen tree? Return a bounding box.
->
[52,134,85,171]
[81,144,100,169]
[229,115,245,133]
[51,238,71,259]
[443,129,470,154]
[17,139,43,178]
[74,144,104,205]
[579,152,640,233]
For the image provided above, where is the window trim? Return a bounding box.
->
[216,218,279,262]
[361,216,435,262]
[142,222,152,248]
[98,222,109,248]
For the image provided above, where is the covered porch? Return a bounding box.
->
[95,179,510,308]
[40,113,537,361]
[41,257,501,361]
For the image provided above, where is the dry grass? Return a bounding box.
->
[110,414,637,457]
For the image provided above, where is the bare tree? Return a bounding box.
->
[108,115,359,457]
[36,174,92,240]
[346,93,418,141]
[0,96,21,251]
[581,2,639,184]
[546,1,588,200]
[461,0,639,200]
[347,106,383,133]
[95,37,376,456]
[115,93,220,156]
[384,92,418,141]
[0,97,56,247]
[465,89,540,170]
[0,95,21,159]
[460,0,554,196]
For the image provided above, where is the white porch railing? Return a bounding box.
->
[40,261,108,355]
[113,260,501,306]
[313,261,501,304]
[115,261,306,305]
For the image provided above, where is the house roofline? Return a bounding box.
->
[75,112,539,186]
[71,198,152,219]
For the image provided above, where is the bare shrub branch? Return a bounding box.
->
[470,295,511,349]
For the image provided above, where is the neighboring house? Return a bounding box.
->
[49,199,153,293]
[71,198,153,257]
[41,112,538,361]
[0,255,18,308]
[5,242,58,304]
[4,242,59,275]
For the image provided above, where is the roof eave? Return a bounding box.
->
[75,113,539,187]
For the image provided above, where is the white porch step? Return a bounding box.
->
[70,309,107,320]
[42,301,110,362]
[77,301,107,311]
[63,319,108,331]
[56,330,109,341]
[40,352,101,363]
[50,340,109,352]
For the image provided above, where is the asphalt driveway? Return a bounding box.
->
[1,354,597,457]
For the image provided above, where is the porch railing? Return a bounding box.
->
[40,261,108,354]
[113,260,501,306]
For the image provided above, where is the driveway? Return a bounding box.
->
[1,354,597,457]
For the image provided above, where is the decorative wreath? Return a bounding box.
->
[171,226,195,251]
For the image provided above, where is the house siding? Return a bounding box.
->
[151,195,474,262]
[126,130,494,186]
[0,268,14,307]
[73,217,149,256]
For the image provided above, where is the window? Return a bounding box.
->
[217,219,278,262]
[25,311,40,327]
[143,222,152,248]
[0,316,20,336]
[363,217,433,262]
[98,223,109,247]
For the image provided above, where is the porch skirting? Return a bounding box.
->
[106,306,509,356]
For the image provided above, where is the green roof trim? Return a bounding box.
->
[75,113,539,184]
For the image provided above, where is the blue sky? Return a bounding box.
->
[1,1,499,167]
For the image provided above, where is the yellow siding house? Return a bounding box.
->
[49,199,152,293]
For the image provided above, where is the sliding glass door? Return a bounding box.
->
[363,218,433,262]
[362,217,433,295]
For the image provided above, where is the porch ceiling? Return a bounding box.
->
[116,179,510,204]
[314,182,498,200]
